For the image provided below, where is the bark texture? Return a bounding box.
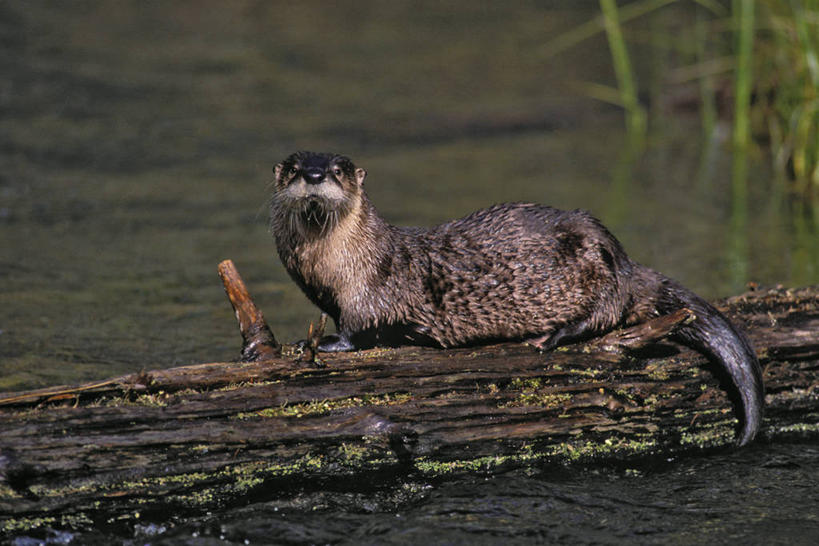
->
[1,266,817,536]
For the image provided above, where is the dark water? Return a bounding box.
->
[162,442,819,546]
[2,0,816,392]
[2,1,818,544]
[14,441,819,545]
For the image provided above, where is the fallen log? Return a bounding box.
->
[0,261,817,537]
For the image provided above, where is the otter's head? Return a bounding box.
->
[271,151,367,239]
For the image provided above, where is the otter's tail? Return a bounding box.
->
[634,269,764,446]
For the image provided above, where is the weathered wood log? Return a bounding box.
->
[0,263,817,536]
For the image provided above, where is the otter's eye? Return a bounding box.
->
[288,166,298,176]
[332,166,343,177]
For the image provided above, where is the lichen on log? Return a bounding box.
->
[0,263,817,537]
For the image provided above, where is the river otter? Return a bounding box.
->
[269,151,764,446]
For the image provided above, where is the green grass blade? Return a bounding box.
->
[733,0,755,155]
[600,0,647,145]
[541,0,676,58]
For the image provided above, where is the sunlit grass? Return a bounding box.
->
[757,0,819,193]
[547,0,819,196]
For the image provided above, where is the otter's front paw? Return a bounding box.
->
[316,333,355,352]
[296,333,355,353]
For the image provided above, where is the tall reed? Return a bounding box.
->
[757,0,819,193]
[545,0,819,196]
[732,0,754,157]
[729,0,754,287]
[599,0,648,147]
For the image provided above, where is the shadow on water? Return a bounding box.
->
[1,1,818,543]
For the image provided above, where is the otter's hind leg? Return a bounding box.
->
[528,319,591,351]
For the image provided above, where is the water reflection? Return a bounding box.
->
[0,1,817,389]
[729,125,751,292]
[1,2,818,544]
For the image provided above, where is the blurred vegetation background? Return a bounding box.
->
[0,0,817,390]
[554,0,818,194]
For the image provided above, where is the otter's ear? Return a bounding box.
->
[273,163,283,181]
[354,167,367,186]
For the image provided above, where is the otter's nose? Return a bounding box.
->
[303,168,325,185]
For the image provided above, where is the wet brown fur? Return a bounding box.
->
[270,151,764,445]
